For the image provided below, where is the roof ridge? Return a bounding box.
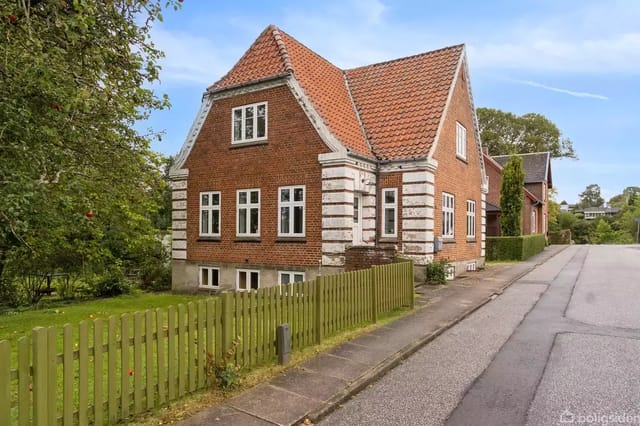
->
[346,43,465,72]
[276,27,343,73]
[493,151,551,157]
[270,25,294,73]
[342,71,375,157]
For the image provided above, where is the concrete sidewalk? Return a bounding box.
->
[179,246,568,426]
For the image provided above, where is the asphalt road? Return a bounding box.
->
[321,245,640,426]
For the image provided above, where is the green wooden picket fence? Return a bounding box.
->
[0,261,413,425]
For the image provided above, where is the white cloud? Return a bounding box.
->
[514,80,608,100]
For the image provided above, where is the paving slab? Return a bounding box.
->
[228,383,321,425]
[270,367,347,402]
[298,353,369,381]
[179,404,273,426]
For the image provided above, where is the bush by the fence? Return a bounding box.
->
[486,234,547,261]
[549,229,571,245]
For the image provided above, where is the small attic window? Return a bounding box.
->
[232,102,267,144]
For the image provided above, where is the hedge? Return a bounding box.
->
[486,234,547,261]
[549,229,571,245]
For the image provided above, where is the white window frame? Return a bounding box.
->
[382,188,398,238]
[442,192,455,238]
[466,200,476,239]
[278,185,306,237]
[236,189,260,237]
[232,102,267,143]
[199,191,221,237]
[278,271,305,286]
[456,122,467,160]
[198,266,220,289]
[236,269,260,291]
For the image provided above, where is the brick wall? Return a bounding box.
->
[432,65,483,264]
[183,84,332,269]
[344,246,396,271]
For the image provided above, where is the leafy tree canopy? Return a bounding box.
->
[477,107,576,158]
[0,1,179,293]
[578,184,605,209]
[609,186,640,208]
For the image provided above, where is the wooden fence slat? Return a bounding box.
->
[242,291,249,367]
[188,303,196,393]
[234,293,242,367]
[214,299,223,365]
[63,324,74,426]
[133,312,143,413]
[261,288,268,362]
[157,308,166,405]
[269,286,276,358]
[17,337,29,426]
[177,304,186,397]
[250,290,257,366]
[93,319,104,425]
[206,300,214,362]
[108,316,118,423]
[145,310,155,409]
[78,322,88,425]
[121,313,130,420]
[198,301,206,389]
[167,306,176,401]
[32,328,47,426]
[0,341,10,426]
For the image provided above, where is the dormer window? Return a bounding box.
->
[232,102,267,143]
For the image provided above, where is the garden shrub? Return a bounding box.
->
[93,268,131,297]
[486,234,546,261]
[425,259,449,285]
[549,230,571,244]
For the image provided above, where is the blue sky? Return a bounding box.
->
[143,0,640,204]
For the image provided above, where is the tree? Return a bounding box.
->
[592,219,615,244]
[0,1,179,300]
[578,184,604,209]
[477,108,576,158]
[557,212,577,230]
[609,186,640,208]
[500,155,525,236]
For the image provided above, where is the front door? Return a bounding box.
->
[353,193,363,245]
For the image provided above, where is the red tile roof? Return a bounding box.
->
[208,25,464,161]
[346,46,464,160]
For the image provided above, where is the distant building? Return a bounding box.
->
[575,206,620,220]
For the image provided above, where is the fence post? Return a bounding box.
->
[32,327,48,426]
[315,276,324,344]
[221,292,233,356]
[370,268,378,323]
[0,340,10,426]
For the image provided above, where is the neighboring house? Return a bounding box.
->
[169,25,487,292]
[575,206,620,220]
[485,151,553,237]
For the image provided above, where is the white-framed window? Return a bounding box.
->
[543,213,547,233]
[531,210,537,233]
[278,186,305,237]
[237,189,260,237]
[236,269,259,291]
[456,122,467,160]
[232,102,267,143]
[442,192,455,238]
[199,191,221,237]
[382,188,397,237]
[278,271,305,285]
[199,266,220,289]
[466,200,476,239]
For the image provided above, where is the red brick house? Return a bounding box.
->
[485,151,552,237]
[170,25,487,291]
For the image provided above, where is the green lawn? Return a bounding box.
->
[0,292,205,345]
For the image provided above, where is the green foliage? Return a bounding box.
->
[609,186,640,208]
[570,219,596,244]
[206,339,242,391]
[92,269,131,298]
[558,211,577,230]
[425,259,450,285]
[549,230,571,244]
[500,156,525,236]
[578,184,604,209]
[0,1,180,302]
[486,234,546,261]
[477,108,576,158]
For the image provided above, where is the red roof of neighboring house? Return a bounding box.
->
[208,25,465,161]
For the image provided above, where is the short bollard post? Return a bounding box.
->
[276,324,291,365]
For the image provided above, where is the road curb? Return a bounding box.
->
[302,245,569,425]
